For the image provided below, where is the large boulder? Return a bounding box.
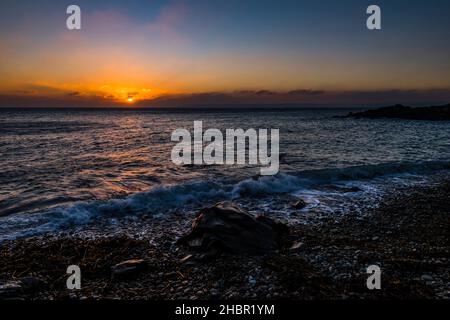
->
[178,202,288,258]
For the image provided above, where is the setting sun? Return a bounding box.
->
[127,97,134,103]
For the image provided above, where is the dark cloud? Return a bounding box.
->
[1,89,449,108]
[253,90,277,96]
[0,94,120,107]
[136,89,450,107]
[287,89,325,96]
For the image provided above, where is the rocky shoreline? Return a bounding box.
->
[340,103,450,120]
[1,181,449,300]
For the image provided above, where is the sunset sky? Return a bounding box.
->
[1,0,450,107]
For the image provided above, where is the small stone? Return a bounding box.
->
[248,275,256,286]
[289,242,304,250]
[292,199,307,209]
[111,259,147,279]
[210,288,219,298]
[68,292,78,299]
[421,274,433,281]
[179,254,195,264]
[344,186,362,193]
[164,271,178,279]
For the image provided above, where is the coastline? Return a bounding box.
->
[1,180,449,300]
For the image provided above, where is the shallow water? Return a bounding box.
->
[1,108,449,240]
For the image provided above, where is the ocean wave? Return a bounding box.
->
[294,160,450,182]
[0,160,449,241]
[0,180,230,241]
[231,160,450,197]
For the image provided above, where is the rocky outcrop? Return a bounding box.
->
[178,202,289,260]
[340,104,450,120]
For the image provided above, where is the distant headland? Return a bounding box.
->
[340,103,450,120]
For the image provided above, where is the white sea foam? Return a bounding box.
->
[0,160,449,241]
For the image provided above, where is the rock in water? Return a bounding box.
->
[178,202,288,257]
[292,199,307,209]
[111,259,148,279]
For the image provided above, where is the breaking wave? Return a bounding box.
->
[0,160,449,241]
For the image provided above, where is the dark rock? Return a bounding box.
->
[421,274,433,281]
[340,103,450,121]
[342,186,362,193]
[178,202,289,257]
[292,199,307,209]
[255,214,289,242]
[20,276,46,292]
[111,259,148,278]
[324,185,361,193]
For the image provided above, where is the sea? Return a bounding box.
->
[1,107,449,241]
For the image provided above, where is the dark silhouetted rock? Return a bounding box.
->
[178,202,289,258]
[19,276,47,292]
[341,186,362,193]
[323,185,362,193]
[111,259,148,279]
[340,103,450,121]
[292,199,307,209]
